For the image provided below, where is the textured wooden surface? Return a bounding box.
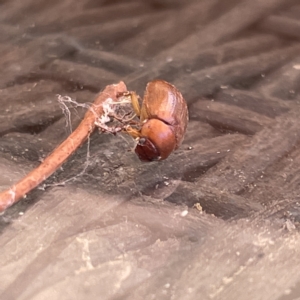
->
[1,0,300,299]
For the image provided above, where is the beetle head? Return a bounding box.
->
[135,137,160,161]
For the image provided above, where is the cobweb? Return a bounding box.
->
[39,94,138,189]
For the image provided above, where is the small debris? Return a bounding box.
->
[193,203,203,212]
[181,210,188,217]
[284,219,296,232]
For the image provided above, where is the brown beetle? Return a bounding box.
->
[124,80,189,162]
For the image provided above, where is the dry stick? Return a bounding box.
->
[0,81,127,212]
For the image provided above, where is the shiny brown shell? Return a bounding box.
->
[135,80,188,161]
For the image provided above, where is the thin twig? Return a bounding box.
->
[0,81,127,212]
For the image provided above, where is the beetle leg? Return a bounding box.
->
[129,92,141,117]
[124,125,141,139]
[117,91,141,117]
[95,120,123,135]
[110,111,136,124]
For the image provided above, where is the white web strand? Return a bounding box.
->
[57,95,95,133]
[39,135,92,189]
